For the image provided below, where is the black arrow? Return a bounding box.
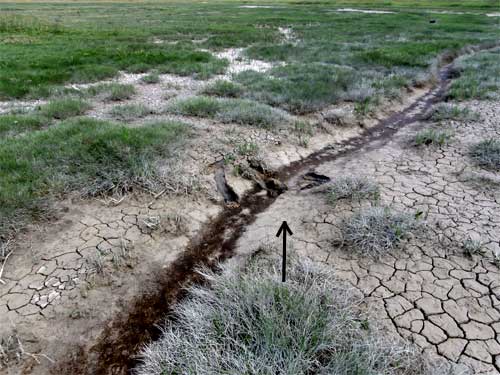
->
[276,221,293,282]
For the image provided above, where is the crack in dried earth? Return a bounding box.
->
[1,48,498,374]
[235,99,500,374]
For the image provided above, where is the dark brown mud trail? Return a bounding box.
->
[53,48,488,375]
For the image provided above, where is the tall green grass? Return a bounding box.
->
[0,118,187,240]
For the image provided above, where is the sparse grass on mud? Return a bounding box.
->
[341,207,421,257]
[414,129,453,147]
[109,104,152,121]
[86,83,136,102]
[431,103,479,122]
[140,72,160,84]
[169,96,288,129]
[0,118,187,242]
[136,258,433,375]
[469,139,500,171]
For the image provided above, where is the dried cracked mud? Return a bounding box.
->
[235,99,500,374]
[1,48,499,374]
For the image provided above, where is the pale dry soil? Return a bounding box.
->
[0,47,426,373]
[233,99,500,374]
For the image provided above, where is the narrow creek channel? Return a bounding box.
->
[53,47,489,375]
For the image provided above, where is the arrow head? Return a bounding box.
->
[276,221,293,237]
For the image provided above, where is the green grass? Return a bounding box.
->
[0,1,496,106]
[203,79,244,98]
[39,98,91,119]
[137,258,432,374]
[431,103,479,121]
[448,49,500,100]
[0,114,50,137]
[141,72,160,84]
[469,139,500,171]
[169,96,223,117]
[0,118,187,240]
[235,64,359,114]
[109,104,152,121]
[414,128,453,146]
[169,96,288,129]
[84,83,136,101]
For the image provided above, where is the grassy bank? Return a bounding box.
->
[0,118,187,241]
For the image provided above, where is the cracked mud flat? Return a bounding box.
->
[1,47,498,374]
[234,99,500,374]
[0,49,392,374]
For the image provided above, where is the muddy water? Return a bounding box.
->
[54,52,478,375]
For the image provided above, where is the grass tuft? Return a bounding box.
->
[217,99,288,129]
[136,258,432,375]
[169,96,222,117]
[0,114,50,137]
[203,79,244,98]
[469,139,500,171]
[109,104,152,121]
[341,207,421,257]
[39,98,91,120]
[169,96,288,129]
[327,176,380,205]
[414,129,452,147]
[431,104,479,122]
[87,83,136,101]
[140,72,160,84]
[462,238,485,257]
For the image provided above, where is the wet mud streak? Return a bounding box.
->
[53,49,488,375]
[282,63,456,190]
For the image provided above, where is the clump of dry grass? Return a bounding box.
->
[327,176,380,205]
[341,207,421,257]
[136,258,437,375]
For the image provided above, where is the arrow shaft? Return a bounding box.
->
[282,232,286,282]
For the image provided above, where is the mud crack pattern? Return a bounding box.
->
[236,100,500,374]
